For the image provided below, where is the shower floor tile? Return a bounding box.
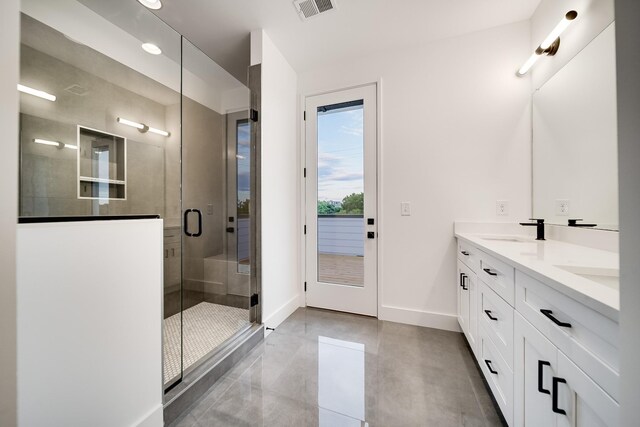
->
[164,302,250,384]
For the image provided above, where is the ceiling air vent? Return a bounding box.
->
[293,0,336,20]
[65,84,89,96]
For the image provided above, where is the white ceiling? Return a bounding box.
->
[151,0,541,82]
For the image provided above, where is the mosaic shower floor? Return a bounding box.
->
[164,302,249,384]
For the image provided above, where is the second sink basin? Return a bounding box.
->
[555,265,619,289]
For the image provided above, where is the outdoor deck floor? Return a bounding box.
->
[318,253,364,286]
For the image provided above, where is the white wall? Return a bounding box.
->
[17,220,163,427]
[299,21,532,330]
[0,0,19,424]
[530,0,615,89]
[251,30,301,329]
[615,0,640,424]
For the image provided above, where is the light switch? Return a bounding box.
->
[401,202,411,216]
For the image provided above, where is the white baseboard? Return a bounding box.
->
[264,294,300,330]
[135,404,163,427]
[379,305,461,332]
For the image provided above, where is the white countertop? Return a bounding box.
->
[455,231,619,321]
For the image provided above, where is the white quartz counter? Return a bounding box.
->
[455,231,619,321]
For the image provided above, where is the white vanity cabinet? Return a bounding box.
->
[514,313,619,427]
[457,258,478,354]
[455,237,619,427]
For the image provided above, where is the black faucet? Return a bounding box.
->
[568,219,597,227]
[520,218,545,240]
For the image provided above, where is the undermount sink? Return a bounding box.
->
[481,236,526,243]
[555,265,619,289]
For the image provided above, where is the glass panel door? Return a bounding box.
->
[305,85,378,316]
[179,38,252,379]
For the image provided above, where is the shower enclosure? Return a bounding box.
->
[18,0,260,394]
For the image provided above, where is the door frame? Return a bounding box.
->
[299,80,383,317]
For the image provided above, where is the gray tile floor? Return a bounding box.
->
[169,308,505,427]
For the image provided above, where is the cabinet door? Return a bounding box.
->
[514,313,557,427]
[555,351,619,427]
[457,260,469,335]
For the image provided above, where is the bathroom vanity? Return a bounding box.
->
[455,224,619,426]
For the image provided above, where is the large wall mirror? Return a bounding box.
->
[532,22,618,231]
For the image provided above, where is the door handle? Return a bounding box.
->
[552,377,567,415]
[184,209,193,237]
[540,309,572,328]
[367,231,375,239]
[484,360,498,375]
[226,227,235,233]
[538,360,551,394]
[484,310,498,321]
[192,209,203,237]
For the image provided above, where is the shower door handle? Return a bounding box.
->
[192,209,203,237]
[184,209,203,237]
[184,209,194,237]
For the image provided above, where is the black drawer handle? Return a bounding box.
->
[483,268,498,276]
[552,377,567,415]
[484,360,498,375]
[459,273,465,288]
[540,309,572,328]
[484,310,498,321]
[538,360,551,394]
[461,251,470,256]
[461,274,468,291]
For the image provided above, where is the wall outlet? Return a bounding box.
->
[556,199,570,216]
[496,200,509,216]
[401,202,411,216]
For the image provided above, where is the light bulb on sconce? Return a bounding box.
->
[116,117,170,137]
[517,10,578,76]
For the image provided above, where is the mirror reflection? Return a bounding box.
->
[532,22,618,231]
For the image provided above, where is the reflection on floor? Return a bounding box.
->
[318,254,364,286]
[164,302,249,384]
[169,308,505,427]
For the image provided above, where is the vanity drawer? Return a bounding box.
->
[479,281,514,370]
[458,240,481,273]
[479,251,515,306]
[479,324,514,426]
[515,271,619,401]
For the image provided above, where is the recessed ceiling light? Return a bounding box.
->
[141,43,162,55]
[138,0,162,10]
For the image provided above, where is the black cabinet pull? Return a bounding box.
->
[483,268,498,276]
[484,360,498,375]
[461,275,468,291]
[552,377,567,415]
[540,309,572,328]
[484,310,498,321]
[459,273,465,288]
[538,360,551,394]
[461,251,470,256]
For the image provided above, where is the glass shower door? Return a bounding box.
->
[178,38,252,379]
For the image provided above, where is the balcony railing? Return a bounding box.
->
[317,214,364,256]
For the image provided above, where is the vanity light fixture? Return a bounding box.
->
[33,138,77,149]
[141,43,162,55]
[116,117,170,137]
[137,0,162,10]
[517,10,578,76]
[17,84,56,102]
